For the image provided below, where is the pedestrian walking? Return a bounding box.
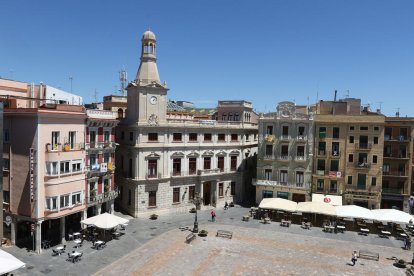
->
[351,251,358,266]
[211,210,216,222]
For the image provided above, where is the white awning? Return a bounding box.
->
[0,249,25,275]
[297,201,337,216]
[258,198,298,212]
[371,209,414,224]
[81,212,129,230]
[335,205,375,220]
[312,194,342,206]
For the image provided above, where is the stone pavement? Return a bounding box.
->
[3,206,413,275]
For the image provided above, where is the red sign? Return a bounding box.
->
[324,197,331,203]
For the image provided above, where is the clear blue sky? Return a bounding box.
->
[1,0,413,116]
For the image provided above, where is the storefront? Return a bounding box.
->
[312,194,343,205]
[381,195,404,210]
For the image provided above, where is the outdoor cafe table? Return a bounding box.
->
[73,232,81,239]
[264,217,270,224]
[56,246,64,251]
[337,225,346,233]
[360,228,370,235]
[94,240,104,249]
[74,239,82,247]
[324,225,334,233]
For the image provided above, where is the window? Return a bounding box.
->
[46,161,59,175]
[245,134,250,141]
[148,160,157,178]
[46,197,58,210]
[263,190,273,198]
[129,132,134,141]
[317,159,325,171]
[280,170,288,184]
[296,171,304,186]
[330,181,337,193]
[333,127,340,139]
[317,180,324,192]
[173,133,182,142]
[265,169,272,180]
[350,126,354,131]
[204,133,212,141]
[3,191,10,203]
[282,126,289,137]
[173,187,180,203]
[230,182,236,195]
[221,113,227,121]
[219,183,224,197]
[104,153,110,163]
[228,112,233,121]
[218,133,225,141]
[148,133,158,141]
[90,154,97,166]
[357,174,366,189]
[3,129,10,143]
[72,159,82,172]
[69,131,76,149]
[330,160,339,171]
[349,136,354,143]
[265,145,273,156]
[360,126,368,131]
[374,126,379,131]
[204,157,211,169]
[319,127,326,138]
[371,177,377,186]
[217,156,224,172]
[128,189,132,206]
[128,158,133,178]
[149,191,156,207]
[297,146,305,157]
[104,131,110,143]
[332,142,339,156]
[189,158,197,174]
[347,175,352,185]
[348,154,354,163]
[318,142,326,155]
[266,125,273,135]
[189,133,197,142]
[281,145,289,157]
[104,178,110,192]
[373,137,378,144]
[60,194,70,208]
[234,112,239,121]
[89,131,96,144]
[189,186,195,200]
[231,134,238,141]
[60,161,70,174]
[3,158,10,171]
[373,155,378,164]
[298,126,305,137]
[173,158,181,176]
[230,156,237,171]
[71,192,81,205]
[52,131,60,148]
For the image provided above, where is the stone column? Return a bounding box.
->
[35,220,42,254]
[11,218,16,245]
[97,203,102,214]
[60,217,65,244]
[81,210,87,228]
[110,200,114,214]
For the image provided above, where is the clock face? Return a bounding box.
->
[150,96,158,105]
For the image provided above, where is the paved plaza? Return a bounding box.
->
[3,206,414,275]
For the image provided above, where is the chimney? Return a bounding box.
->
[396,111,400,117]
[334,90,337,102]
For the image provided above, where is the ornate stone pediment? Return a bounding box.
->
[216,151,227,157]
[202,150,214,157]
[145,152,161,159]
[229,150,240,156]
[171,152,185,158]
[187,151,200,158]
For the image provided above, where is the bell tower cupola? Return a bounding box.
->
[136,30,161,84]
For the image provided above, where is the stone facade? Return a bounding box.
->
[116,31,258,217]
[255,101,314,203]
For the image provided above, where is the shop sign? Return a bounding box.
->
[29,148,36,202]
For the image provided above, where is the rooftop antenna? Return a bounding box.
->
[119,67,127,96]
[93,89,98,102]
[377,101,383,112]
[396,107,400,117]
[344,90,350,98]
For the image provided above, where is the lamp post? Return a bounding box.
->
[192,192,202,233]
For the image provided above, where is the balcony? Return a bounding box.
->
[145,172,162,180]
[278,155,291,161]
[46,143,84,153]
[329,151,340,158]
[355,162,371,169]
[382,171,408,177]
[263,155,274,160]
[295,155,306,161]
[329,189,338,193]
[197,168,221,176]
[86,163,114,177]
[253,179,310,189]
[296,135,306,141]
[170,170,204,177]
[317,150,326,157]
[384,135,410,142]
[382,187,404,194]
[280,135,290,141]
[383,153,409,159]
[355,143,372,150]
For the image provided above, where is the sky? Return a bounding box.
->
[1,0,413,116]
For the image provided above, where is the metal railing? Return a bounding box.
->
[382,187,404,194]
[355,162,371,169]
[254,179,311,189]
[46,143,85,152]
[355,143,372,150]
[383,171,407,177]
[278,155,291,161]
[145,172,162,179]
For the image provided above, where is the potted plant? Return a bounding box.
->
[150,214,158,220]
[64,143,71,151]
[189,207,196,213]
[198,230,208,237]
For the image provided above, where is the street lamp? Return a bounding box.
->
[191,192,202,233]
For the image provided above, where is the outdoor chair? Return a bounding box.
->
[52,249,59,256]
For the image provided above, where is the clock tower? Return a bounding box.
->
[126,30,168,124]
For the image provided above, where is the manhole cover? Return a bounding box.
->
[27,266,35,270]
[41,268,52,274]
[150,227,157,230]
